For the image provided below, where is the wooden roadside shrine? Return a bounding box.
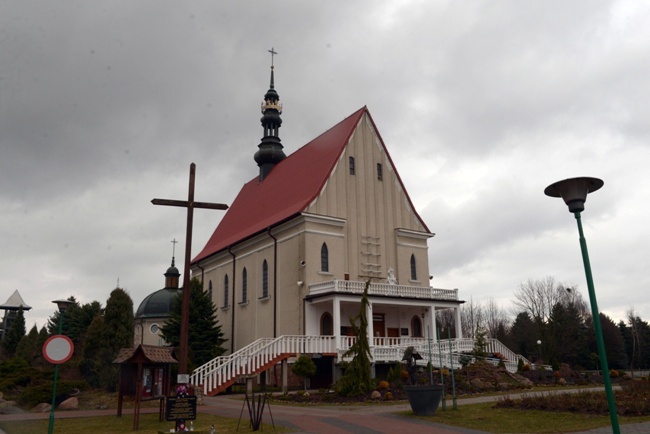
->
[113,344,178,431]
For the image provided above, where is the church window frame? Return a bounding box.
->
[349,156,355,175]
[411,316,423,338]
[410,254,417,281]
[223,275,229,309]
[320,312,333,336]
[377,163,383,181]
[261,260,269,299]
[241,268,248,304]
[320,243,329,273]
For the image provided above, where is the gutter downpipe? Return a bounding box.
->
[228,247,236,354]
[196,262,205,287]
[268,228,278,338]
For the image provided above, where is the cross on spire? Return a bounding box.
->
[268,47,277,68]
[171,238,178,257]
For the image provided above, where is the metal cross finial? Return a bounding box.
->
[268,47,277,68]
[171,238,178,257]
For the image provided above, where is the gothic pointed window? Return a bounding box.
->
[411,316,423,338]
[321,243,329,272]
[242,268,248,303]
[223,275,229,307]
[262,260,269,298]
[321,312,333,336]
[410,254,417,281]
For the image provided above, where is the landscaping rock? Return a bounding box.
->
[470,378,485,389]
[58,397,79,410]
[31,403,51,413]
[370,390,381,400]
[0,404,25,415]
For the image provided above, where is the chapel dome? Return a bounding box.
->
[135,288,181,319]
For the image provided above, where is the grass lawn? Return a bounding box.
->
[418,402,650,433]
[0,413,290,434]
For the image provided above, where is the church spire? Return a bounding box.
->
[254,47,286,181]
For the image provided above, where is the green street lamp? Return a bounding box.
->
[47,299,75,434]
[544,176,620,434]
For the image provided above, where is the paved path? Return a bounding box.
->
[2,388,650,433]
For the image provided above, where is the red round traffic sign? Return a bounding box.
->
[42,335,74,364]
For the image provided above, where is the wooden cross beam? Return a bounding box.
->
[152,163,228,376]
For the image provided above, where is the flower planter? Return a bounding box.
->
[404,384,444,416]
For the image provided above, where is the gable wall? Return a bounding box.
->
[306,113,431,285]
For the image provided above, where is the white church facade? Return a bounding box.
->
[187,64,471,394]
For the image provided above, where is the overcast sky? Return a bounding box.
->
[2,1,649,332]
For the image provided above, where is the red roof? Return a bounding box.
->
[193,106,428,264]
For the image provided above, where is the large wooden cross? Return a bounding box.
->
[152,163,228,376]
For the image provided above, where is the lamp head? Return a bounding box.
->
[544,177,604,213]
[52,299,74,313]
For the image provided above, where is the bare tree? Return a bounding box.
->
[512,276,564,324]
[484,297,510,339]
[461,297,484,339]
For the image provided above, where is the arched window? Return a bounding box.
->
[410,254,417,281]
[321,243,329,272]
[411,316,423,338]
[223,275,229,307]
[320,312,333,336]
[262,260,269,298]
[208,280,213,301]
[242,268,248,303]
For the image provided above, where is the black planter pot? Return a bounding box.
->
[404,384,444,416]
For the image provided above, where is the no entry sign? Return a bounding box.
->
[42,335,74,364]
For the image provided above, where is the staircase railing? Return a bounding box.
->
[191,335,544,395]
[190,335,336,395]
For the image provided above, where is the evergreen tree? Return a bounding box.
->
[80,315,105,387]
[98,287,134,391]
[600,313,627,370]
[47,296,78,336]
[161,278,227,369]
[336,280,372,396]
[292,354,317,391]
[507,312,535,358]
[2,307,26,358]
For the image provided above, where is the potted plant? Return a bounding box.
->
[402,347,444,416]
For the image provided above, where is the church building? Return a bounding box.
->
[134,256,181,346]
[188,60,466,394]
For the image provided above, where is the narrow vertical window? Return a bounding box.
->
[321,312,333,335]
[208,280,213,301]
[410,254,417,280]
[377,163,383,181]
[411,316,422,337]
[242,268,248,303]
[262,260,269,298]
[223,275,229,307]
[349,156,355,175]
[321,243,329,272]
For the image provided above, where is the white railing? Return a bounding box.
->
[191,335,541,394]
[190,335,336,395]
[308,280,458,300]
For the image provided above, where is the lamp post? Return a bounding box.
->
[544,176,619,434]
[536,340,542,365]
[48,299,74,434]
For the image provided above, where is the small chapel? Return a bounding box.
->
[134,256,181,346]
[186,57,471,394]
